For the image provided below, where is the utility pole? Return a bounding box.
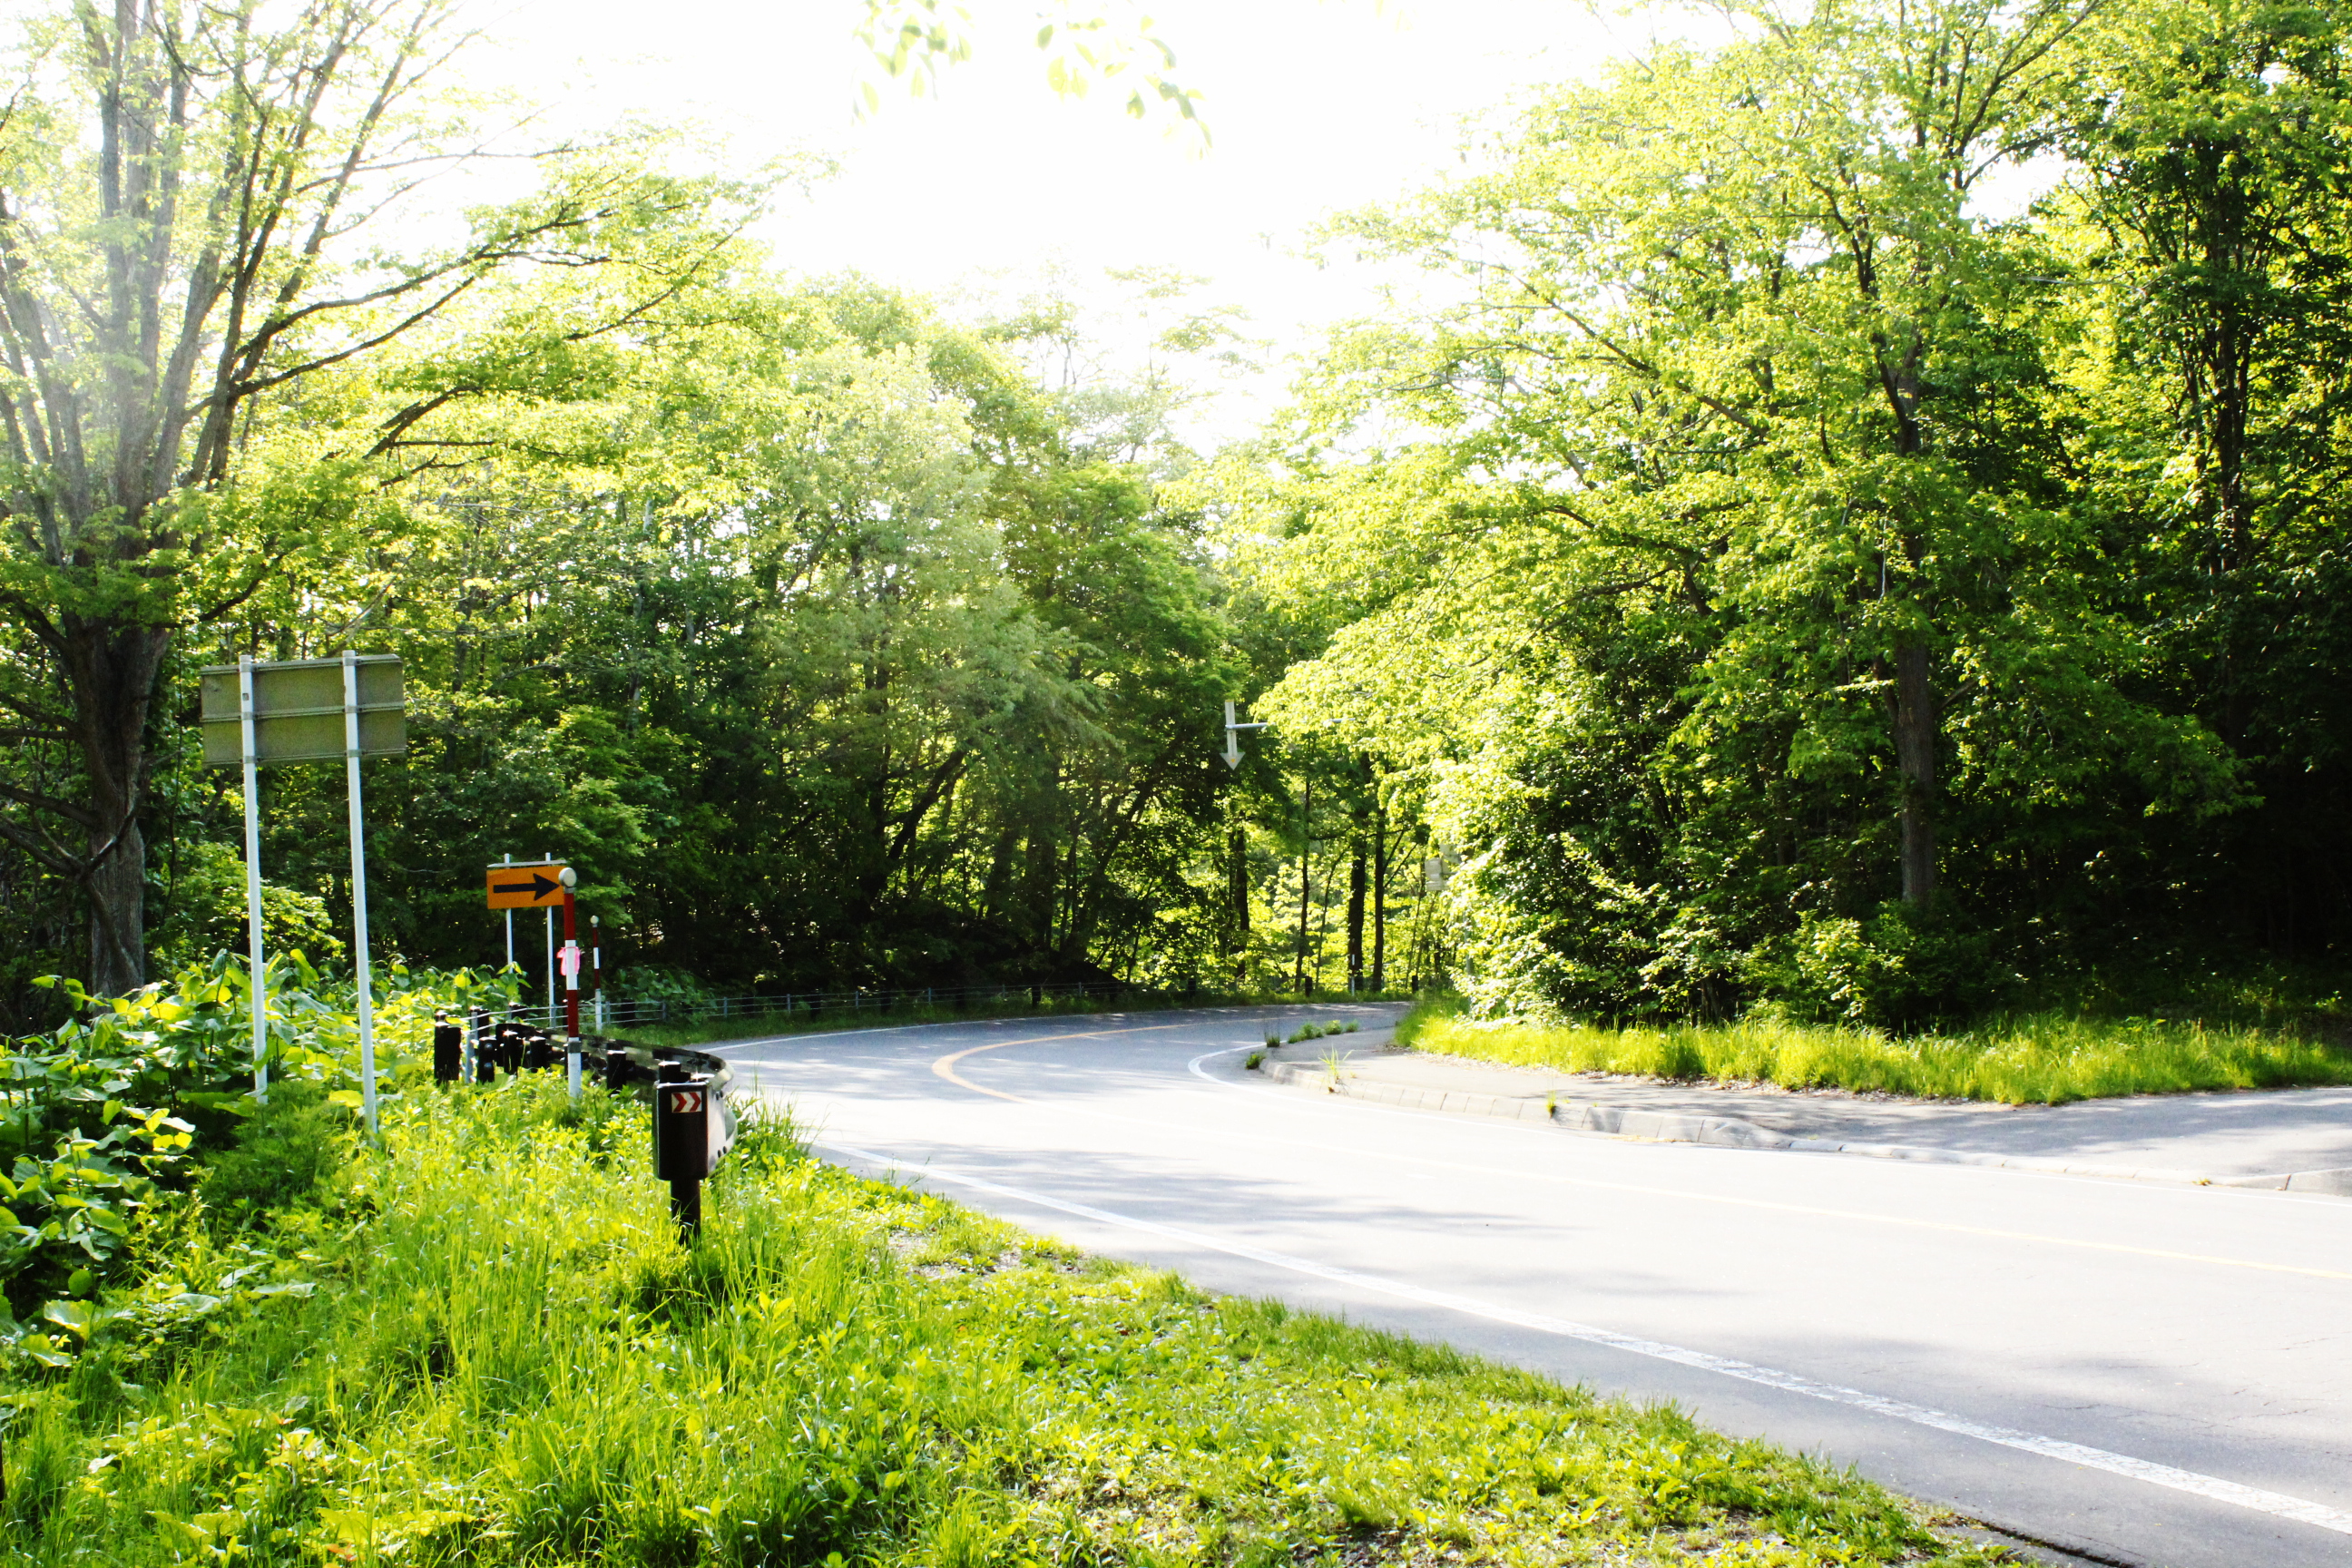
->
[1221,699,1271,990]
[1228,827,1250,949]
[1347,754,1371,995]
[1294,776,1313,995]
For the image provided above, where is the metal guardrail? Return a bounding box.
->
[490,978,1149,1035]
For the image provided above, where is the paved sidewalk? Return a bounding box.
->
[1251,1044,2352,1191]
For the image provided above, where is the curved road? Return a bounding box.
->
[709,1004,2352,1568]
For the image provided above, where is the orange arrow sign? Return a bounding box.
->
[486,863,569,909]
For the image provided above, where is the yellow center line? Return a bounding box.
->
[924,1034,2352,1285]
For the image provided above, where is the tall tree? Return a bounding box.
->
[0,0,743,993]
[1239,0,2244,1019]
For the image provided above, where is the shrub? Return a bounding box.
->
[197,1080,345,1218]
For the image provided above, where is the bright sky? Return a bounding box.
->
[472,0,1663,445]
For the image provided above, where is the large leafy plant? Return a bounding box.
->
[0,956,503,1362]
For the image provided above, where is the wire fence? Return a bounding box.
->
[488,978,1154,1036]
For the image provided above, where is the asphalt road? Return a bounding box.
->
[708,1004,2352,1568]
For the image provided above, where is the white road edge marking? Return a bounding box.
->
[817,1134,2352,1540]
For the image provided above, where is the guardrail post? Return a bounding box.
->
[653,1071,709,1240]
[432,1013,462,1083]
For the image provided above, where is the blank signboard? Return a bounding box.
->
[199,656,406,767]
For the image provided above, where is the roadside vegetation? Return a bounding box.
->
[0,978,2019,1566]
[1400,1002,2352,1106]
[619,990,1406,1054]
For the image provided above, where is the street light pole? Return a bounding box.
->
[1222,699,1268,769]
[1221,701,1273,988]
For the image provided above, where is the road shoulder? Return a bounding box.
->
[1235,1044,2352,1196]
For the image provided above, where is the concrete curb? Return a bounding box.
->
[1256,1059,2352,1197]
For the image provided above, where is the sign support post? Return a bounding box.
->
[544,849,555,1016]
[590,915,604,1034]
[201,653,404,1131]
[341,652,380,1139]
[486,858,573,1081]
[560,871,582,1098]
[239,657,268,1102]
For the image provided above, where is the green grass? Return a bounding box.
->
[1401,1002,2352,1105]
[0,1074,2011,1567]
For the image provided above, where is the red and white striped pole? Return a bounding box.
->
[559,867,582,1096]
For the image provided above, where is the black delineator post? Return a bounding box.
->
[432,1014,462,1083]
[604,1042,631,1093]
[472,1009,496,1083]
[653,1073,710,1240]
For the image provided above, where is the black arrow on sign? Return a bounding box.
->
[491,872,563,898]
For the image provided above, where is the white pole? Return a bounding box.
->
[592,915,605,1033]
[543,851,554,1018]
[342,652,379,1139]
[240,656,268,1102]
[503,852,514,984]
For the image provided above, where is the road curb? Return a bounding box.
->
[1255,1060,2352,1196]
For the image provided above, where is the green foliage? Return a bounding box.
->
[1743,907,2007,1030]
[0,1076,2002,1567]
[154,273,1246,1007]
[150,850,346,974]
[0,958,495,1340]
[1222,0,2352,1027]
[195,1081,345,1221]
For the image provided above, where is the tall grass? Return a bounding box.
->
[0,1073,2004,1566]
[1404,1004,2352,1104]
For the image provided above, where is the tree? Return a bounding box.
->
[2060,0,2352,951]
[1237,0,2246,1020]
[0,0,747,994]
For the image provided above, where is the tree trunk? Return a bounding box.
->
[0,4,727,996]
[1371,802,1387,991]
[1893,640,1936,906]
[65,617,172,996]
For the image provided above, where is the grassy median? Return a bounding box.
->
[1402,1003,2352,1104]
[0,1073,2014,1566]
